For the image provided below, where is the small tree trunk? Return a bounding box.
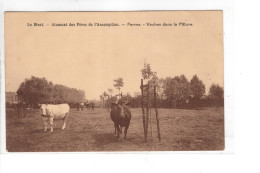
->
[145,82,150,141]
[154,84,161,141]
[141,79,146,139]
[149,104,153,138]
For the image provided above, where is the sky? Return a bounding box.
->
[5,11,223,100]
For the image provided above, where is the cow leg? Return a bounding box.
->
[120,126,122,134]
[43,117,48,132]
[62,113,68,129]
[116,125,120,138]
[114,124,117,136]
[124,126,129,139]
[49,117,54,132]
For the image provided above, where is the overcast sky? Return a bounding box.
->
[5,11,223,100]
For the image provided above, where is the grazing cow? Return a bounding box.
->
[80,102,84,111]
[84,102,90,110]
[110,101,131,139]
[91,102,95,110]
[15,102,26,118]
[40,104,70,132]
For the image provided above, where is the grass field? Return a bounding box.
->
[6,107,224,152]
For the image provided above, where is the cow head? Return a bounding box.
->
[39,104,47,116]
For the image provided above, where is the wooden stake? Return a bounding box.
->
[150,104,153,138]
[145,82,149,141]
[140,79,146,140]
[154,84,161,141]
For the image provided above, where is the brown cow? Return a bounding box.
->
[110,101,131,139]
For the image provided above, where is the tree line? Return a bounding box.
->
[140,62,224,108]
[100,62,224,109]
[153,75,223,108]
[16,76,86,108]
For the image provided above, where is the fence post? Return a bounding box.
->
[140,79,146,140]
[145,81,150,141]
[154,83,161,141]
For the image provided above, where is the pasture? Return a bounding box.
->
[6,107,224,152]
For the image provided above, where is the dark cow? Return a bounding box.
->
[110,101,131,139]
[85,102,90,109]
[15,102,26,117]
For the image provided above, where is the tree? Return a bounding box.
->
[16,76,52,105]
[140,61,159,104]
[113,78,124,94]
[17,76,86,105]
[77,89,86,103]
[161,75,190,108]
[209,84,224,98]
[100,94,104,108]
[190,75,205,99]
[156,78,165,99]
[100,95,103,101]
[178,75,190,102]
[161,77,175,105]
[108,88,113,97]
[52,85,85,103]
[209,83,224,107]
[141,61,156,83]
[103,91,109,107]
[53,84,66,103]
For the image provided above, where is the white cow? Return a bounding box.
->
[40,104,70,132]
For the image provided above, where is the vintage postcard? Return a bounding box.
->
[5,11,224,152]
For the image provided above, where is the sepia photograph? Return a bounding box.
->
[4,11,224,152]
